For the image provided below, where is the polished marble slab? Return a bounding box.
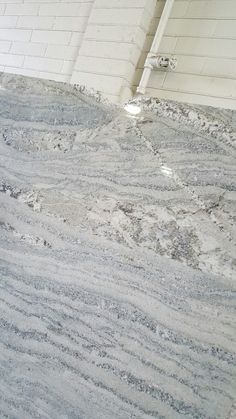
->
[0,73,235,419]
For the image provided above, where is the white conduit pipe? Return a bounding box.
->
[137,0,175,95]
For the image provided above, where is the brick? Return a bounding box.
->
[0,41,11,53]
[0,52,24,67]
[175,38,236,59]
[10,41,46,57]
[24,56,63,72]
[165,19,216,38]
[186,1,236,19]
[85,25,146,46]
[0,28,31,42]
[45,44,77,60]
[202,58,236,79]
[39,3,91,17]
[74,55,130,78]
[23,0,59,3]
[5,3,39,15]
[89,8,144,26]
[31,30,71,45]
[0,16,18,28]
[79,40,140,64]
[214,20,236,38]
[0,0,20,3]
[173,55,205,75]
[162,73,236,98]
[17,16,54,29]
[94,0,154,9]
[53,17,87,31]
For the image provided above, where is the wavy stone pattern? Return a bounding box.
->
[0,73,235,419]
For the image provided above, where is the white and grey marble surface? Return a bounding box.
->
[0,73,235,419]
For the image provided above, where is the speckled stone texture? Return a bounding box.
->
[0,73,235,419]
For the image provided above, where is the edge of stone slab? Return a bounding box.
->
[128,95,236,149]
[0,72,118,110]
[1,72,235,147]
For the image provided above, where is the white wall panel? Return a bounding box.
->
[0,0,94,82]
[135,0,236,109]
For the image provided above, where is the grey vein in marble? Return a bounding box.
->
[0,73,235,419]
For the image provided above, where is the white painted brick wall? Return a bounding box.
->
[135,0,236,109]
[0,0,94,82]
[71,0,156,102]
[0,0,235,109]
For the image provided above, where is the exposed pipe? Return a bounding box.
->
[137,0,175,95]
